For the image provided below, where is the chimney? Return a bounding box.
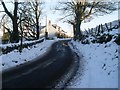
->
[49,20,51,26]
[46,16,48,32]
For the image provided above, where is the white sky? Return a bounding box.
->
[0,0,119,36]
[81,10,118,30]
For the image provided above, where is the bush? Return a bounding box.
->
[105,34,112,43]
[97,34,106,44]
[81,39,90,44]
[91,40,96,43]
[96,34,112,44]
[114,34,120,45]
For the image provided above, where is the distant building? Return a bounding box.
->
[39,20,68,38]
[1,26,10,44]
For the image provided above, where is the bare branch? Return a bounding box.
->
[0,0,13,20]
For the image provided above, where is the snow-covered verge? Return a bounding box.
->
[0,40,56,71]
[68,41,118,88]
[67,20,119,88]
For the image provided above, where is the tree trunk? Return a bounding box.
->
[10,18,19,43]
[10,2,19,43]
[36,18,39,39]
[35,0,39,40]
[73,24,77,40]
[75,20,82,41]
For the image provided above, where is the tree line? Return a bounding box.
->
[0,0,119,43]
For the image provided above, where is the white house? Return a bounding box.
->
[39,20,67,38]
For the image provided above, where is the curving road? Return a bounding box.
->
[2,40,77,88]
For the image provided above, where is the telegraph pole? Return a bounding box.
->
[45,16,48,39]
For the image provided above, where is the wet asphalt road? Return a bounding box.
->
[2,40,75,88]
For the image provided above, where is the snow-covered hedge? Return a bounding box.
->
[1,38,45,54]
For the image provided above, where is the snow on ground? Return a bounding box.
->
[68,40,118,88]
[0,39,56,71]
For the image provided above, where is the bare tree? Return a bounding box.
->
[0,0,19,43]
[18,2,36,40]
[55,0,118,40]
[18,0,43,40]
[34,0,41,39]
